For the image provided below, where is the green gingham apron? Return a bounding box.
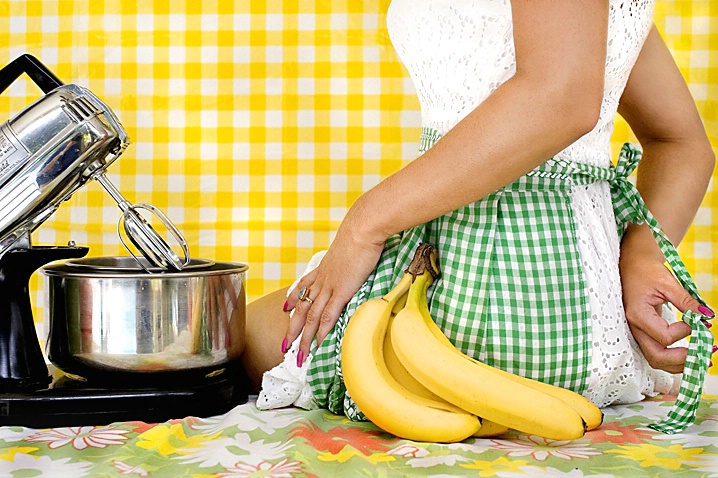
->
[306,128,714,434]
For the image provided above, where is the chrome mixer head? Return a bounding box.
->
[93,172,190,272]
[0,54,190,271]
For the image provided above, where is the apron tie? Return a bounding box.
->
[567,143,713,434]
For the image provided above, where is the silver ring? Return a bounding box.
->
[298,287,313,304]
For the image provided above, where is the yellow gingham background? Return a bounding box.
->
[0,1,716,376]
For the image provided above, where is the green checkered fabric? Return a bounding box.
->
[650,310,713,434]
[305,130,713,433]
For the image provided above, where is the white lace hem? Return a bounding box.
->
[256,251,326,411]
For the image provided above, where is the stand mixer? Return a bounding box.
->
[0,54,248,427]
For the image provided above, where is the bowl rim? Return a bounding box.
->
[41,256,248,278]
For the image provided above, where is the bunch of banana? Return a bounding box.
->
[342,243,603,443]
[341,248,482,443]
[390,244,603,440]
[409,268,604,434]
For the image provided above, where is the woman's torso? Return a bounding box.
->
[386,0,655,166]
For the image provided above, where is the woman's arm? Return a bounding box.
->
[349,0,607,242]
[286,1,611,359]
[618,25,715,373]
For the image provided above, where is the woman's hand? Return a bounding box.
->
[619,225,710,374]
[282,204,387,366]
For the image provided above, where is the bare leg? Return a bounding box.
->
[241,286,290,393]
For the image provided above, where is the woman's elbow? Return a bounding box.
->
[529,71,603,141]
[513,65,604,139]
[693,128,716,172]
[560,80,603,139]
[699,144,716,175]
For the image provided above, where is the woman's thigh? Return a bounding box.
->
[241,286,290,392]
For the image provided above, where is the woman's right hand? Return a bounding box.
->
[619,225,712,374]
[282,205,387,367]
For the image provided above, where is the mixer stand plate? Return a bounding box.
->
[0,366,249,428]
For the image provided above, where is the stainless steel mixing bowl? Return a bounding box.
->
[41,257,247,381]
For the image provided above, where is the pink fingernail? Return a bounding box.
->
[710,361,714,368]
[712,345,717,354]
[703,320,713,329]
[297,350,304,367]
[281,338,288,354]
[283,300,290,312]
[698,305,715,318]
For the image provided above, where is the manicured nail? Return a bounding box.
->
[712,345,717,354]
[710,361,714,368]
[296,350,304,367]
[702,320,713,329]
[283,300,290,312]
[281,338,288,354]
[698,305,715,318]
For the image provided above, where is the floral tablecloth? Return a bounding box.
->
[1,394,717,477]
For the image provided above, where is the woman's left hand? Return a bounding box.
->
[282,209,386,366]
[619,225,707,374]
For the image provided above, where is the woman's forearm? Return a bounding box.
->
[340,0,610,245]
[623,139,715,258]
[347,74,603,244]
[640,139,715,244]
[617,26,716,257]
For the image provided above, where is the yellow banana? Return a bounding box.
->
[382,287,436,398]
[384,309,445,402]
[342,246,481,442]
[391,251,587,440]
[384,288,509,436]
[472,419,511,438]
[415,270,603,431]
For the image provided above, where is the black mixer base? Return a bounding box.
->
[0,370,249,428]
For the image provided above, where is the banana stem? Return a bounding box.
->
[384,243,439,306]
[405,243,440,281]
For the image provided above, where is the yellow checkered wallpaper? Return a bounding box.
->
[0,0,412,309]
[0,1,716,368]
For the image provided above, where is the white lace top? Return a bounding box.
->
[386,0,676,406]
[258,0,677,411]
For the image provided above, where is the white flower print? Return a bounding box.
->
[602,400,672,421]
[386,443,430,458]
[447,439,494,454]
[490,435,601,461]
[497,466,615,477]
[190,403,300,435]
[647,415,718,448]
[683,454,718,477]
[25,426,130,450]
[217,459,302,478]
[1,452,91,477]
[177,432,293,468]
[111,460,149,476]
[406,454,471,468]
[0,426,35,442]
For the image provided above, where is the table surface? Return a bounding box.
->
[0,392,717,477]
